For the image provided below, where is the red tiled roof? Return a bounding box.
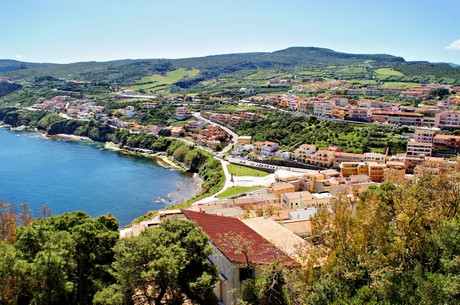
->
[181,209,293,265]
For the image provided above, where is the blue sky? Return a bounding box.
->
[2,0,460,64]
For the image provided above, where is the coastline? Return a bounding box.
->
[104,141,188,171]
[47,133,93,142]
[0,116,220,225]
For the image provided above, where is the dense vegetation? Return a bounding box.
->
[0,207,218,305]
[235,113,410,154]
[0,82,22,98]
[287,162,460,304]
[1,47,459,91]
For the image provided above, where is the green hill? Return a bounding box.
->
[1,47,459,88]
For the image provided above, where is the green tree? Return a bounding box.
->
[13,211,119,305]
[109,218,218,305]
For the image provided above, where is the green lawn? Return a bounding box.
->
[215,186,265,199]
[130,68,199,91]
[381,82,419,89]
[227,164,269,177]
[375,68,404,77]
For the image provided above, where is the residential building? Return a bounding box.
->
[254,141,279,156]
[384,161,406,183]
[242,217,309,265]
[433,134,460,148]
[405,141,433,170]
[340,162,368,177]
[435,111,460,129]
[367,162,387,182]
[269,183,296,199]
[363,152,386,163]
[181,209,293,305]
[237,136,252,145]
[173,107,192,120]
[280,191,314,209]
[414,129,437,143]
[334,152,364,167]
[293,144,317,163]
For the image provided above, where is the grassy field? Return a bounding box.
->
[215,185,265,199]
[381,81,419,89]
[375,68,405,77]
[227,164,269,177]
[130,68,199,91]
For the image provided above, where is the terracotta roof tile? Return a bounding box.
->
[181,209,293,265]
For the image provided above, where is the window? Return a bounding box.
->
[239,267,255,283]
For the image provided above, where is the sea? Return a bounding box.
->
[0,128,197,226]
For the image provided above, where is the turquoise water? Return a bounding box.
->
[0,128,197,226]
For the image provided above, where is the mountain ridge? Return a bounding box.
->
[1,47,459,86]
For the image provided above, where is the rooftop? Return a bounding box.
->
[181,209,293,265]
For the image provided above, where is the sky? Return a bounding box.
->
[2,0,460,64]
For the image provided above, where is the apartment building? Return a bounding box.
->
[435,111,460,129]
[414,129,437,143]
[405,141,433,170]
[340,162,368,177]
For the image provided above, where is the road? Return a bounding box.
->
[192,112,238,154]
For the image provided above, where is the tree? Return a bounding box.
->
[13,211,119,305]
[109,218,218,305]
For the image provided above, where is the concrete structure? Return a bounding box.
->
[280,191,314,209]
[415,129,437,143]
[340,162,368,177]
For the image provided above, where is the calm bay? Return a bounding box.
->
[0,128,197,226]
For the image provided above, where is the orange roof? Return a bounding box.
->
[182,209,293,265]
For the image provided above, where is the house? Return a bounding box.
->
[269,183,296,199]
[384,161,406,183]
[293,144,316,163]
[173,107,192,120]
[405,141,433,170]
[367,162,387,182]
[340,162,368,177]
[435,111,460,129]
[433,134,460,148]
[181,209,293,305]
[242,217,309,265]
[254,141,279,156]
[280,191,314,209]
[237,136,252,145]
[414,129,437,143]
[122,106,137,118]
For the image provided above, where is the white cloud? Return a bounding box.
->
[15,54,27,59]
[446,39,460,50]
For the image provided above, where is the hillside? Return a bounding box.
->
[1,47,459,90]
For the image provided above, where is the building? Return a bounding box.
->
[367,162,387,182]
[269,183,296,199]
[384,161,406,183]
[254,141,279,156]
[173,107,192,120]
[242,217,309,265]
[414,129,437,143]
[237,136,252,145]
[293,144,317,163]
[435,111,460,129]
[280,191,314,209]
[405,141,433,170]
[340,162,368,177]
[433,134,460,148]
[181,209,293,305]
